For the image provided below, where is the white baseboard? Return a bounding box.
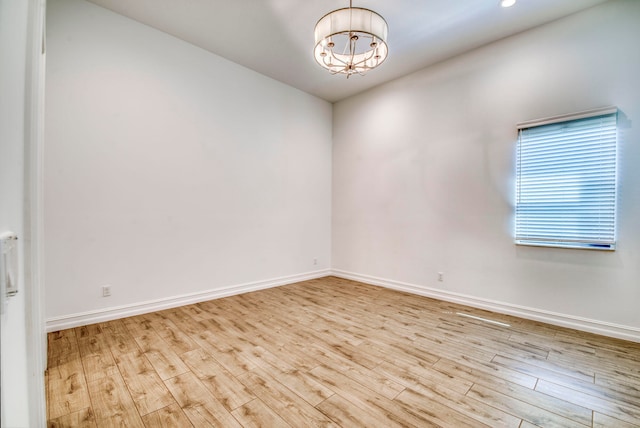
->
[331,269,640,343]
[47,267,640,343]
[46,269,331,332]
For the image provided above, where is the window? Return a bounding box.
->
[515,107,617,250]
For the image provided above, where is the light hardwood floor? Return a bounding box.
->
[46,276,640,427]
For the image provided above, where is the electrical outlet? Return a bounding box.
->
[313,258,318,265]
[438,272,444,282]
[102,285,112,297]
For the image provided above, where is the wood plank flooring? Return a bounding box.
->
[46,276,640,427]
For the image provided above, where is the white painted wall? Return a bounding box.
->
[45,0,640,341]
[332,0,640,339]
[45,0,332,323]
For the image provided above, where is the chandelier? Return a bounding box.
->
[313,0,389,78]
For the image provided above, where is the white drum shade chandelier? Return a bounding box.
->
[314,0,389,77]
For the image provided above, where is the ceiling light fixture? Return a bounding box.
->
[313,0,389,78]
[500,0,516,7]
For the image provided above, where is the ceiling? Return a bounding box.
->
[85,0,609,103]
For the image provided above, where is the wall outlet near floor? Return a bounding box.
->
[438,272,444,282]
[313,258,318,265]
[102,285,112,297]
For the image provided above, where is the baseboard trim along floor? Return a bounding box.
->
[47,268,640,343]
[45,269,331,332]
[332,269,640,344]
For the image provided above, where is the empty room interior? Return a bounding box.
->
[2,0,640,426]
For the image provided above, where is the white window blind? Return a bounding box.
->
[515,108,617,250]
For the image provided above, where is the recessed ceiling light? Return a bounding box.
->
[501,0,516,7]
